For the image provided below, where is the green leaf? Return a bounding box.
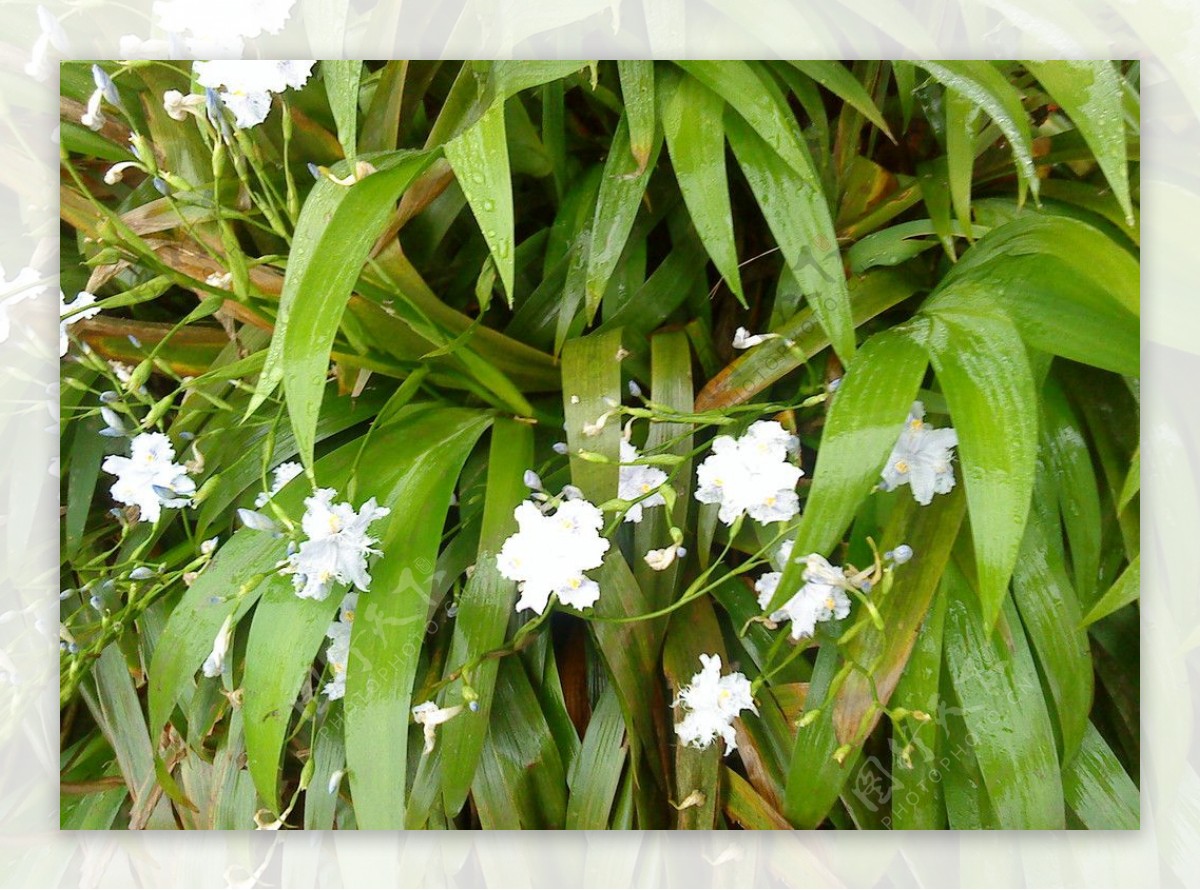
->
[893,61,916,129]
[360,61,407,154]
[945,88,977,235]
[343,407,491,828]
[724,110,854,363]
[943,563,1065,828]
[303,709,346,829]
[783,642,861,828]
[925,307,1037,628]
[1082,554,1139,626]
[916,61,1038,199]
[324,61,362,162]
[915,157,960,259]
[584,115,661,322]
[927,215,1138,377]
[438,419,532,817]
[1063,722,1139,828]
[149,531,288,735]
[767,324,929,614]
[618,61,657,173]
[888,585,949,829]
[832,485,966,745]
[88,646,179,828]
[633,330,694,609]
[590,551,671,821]
[1011,503,1094,760]
[1025,61,1132,223]
[790,61,893,140]
[471,658,569,829]
[242,575,339,812]
[565,686,627,829]
[253,149,437,466]
[444,100,515,305]
[65,414,112,559]
[722,766,791,830]
[657,68,744,304]
[562,329,623,503]
[1041,374,1103,602]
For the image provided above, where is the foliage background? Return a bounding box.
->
[0,0,1197,884]
[56,54,1140,834]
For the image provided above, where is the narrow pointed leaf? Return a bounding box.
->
[926,308,1037,628]
[617,61,656,173]
[1025,61,1132,223]
[657,68,744,303]
[725,110,854,363]
[324,60,362,161]
[445,100,515,305]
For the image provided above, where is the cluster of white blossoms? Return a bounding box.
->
[695,420,803,525]
[496,497,610,614]
[59,290,101,356]
[192,60,316,129]
[255,461,304,508]
[102,432,196,524]
[321,593,358,700]
[754,542,862,640]
[286,489,390,601]
[880,401,958,506]
[618,439,667,524]
[673,654,757,755]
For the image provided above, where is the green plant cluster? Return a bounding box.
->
[59,60,1138,830]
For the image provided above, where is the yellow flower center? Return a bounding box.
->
[894,460,909,473]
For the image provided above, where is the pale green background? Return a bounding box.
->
[1,1,1183,884]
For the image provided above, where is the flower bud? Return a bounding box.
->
[237,509,279,533]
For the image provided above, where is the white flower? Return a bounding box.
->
[412,700,464,753]
[202,614,234,678]
[194,60,316,129]
[254,460,304,507]
[880,402,958,505]
[644,545,680,571]
[732,327,772,349]
[321,593,357,699]
[60,290,101,356]
[674,654,757,754]
[496,498,611,614]
[286,490,390,601]
[618,439,667,523]
[154,0,296,55]
[101,432,195,523]
[0,264,47,345]
[695,420,803,525]
[755,544,855,640]
[163,88,207,122]
[26,6,69,82]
